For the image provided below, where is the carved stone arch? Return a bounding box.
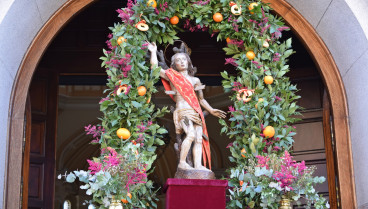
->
[5,0,356,208]
[263,0,356,208]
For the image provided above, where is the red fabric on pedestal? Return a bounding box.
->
[164,178,228,209]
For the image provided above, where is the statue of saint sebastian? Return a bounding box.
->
[147,42,226,173]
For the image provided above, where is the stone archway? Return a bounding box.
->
[5,0,356,208]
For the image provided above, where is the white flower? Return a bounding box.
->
[57,174,62,179]
[326,202,330,208]
[285,186,291,191]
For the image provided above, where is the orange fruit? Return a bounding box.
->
[241,148,246,158]
[226,37,231,43]
[213,13,223,23]
[255,98,264,108]
[264,75,274,84]
[248,2,258,14]
[263,126,275,138]
[117,36,126,45]
[246,51,256,60]
[170,16,179,25]
[137,86,147,96]
[147,97,151,103]
[239,180,244,186]
[117,128,131,140]
[147,0,157,8]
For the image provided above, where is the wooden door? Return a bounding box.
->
[25,72,59,209]
[291,78,339,208]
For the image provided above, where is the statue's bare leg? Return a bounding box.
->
[178,119,195,170]
[193,125,210,171]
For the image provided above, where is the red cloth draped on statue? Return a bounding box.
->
[161,68,211,169]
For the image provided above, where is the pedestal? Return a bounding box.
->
[164,178,228,209]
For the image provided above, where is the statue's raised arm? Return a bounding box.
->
[147,42,169,80]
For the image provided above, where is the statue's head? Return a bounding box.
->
[170,53,197,76]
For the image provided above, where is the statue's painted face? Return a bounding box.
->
[174,53,188,71]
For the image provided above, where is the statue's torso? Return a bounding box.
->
[170,74,199,111]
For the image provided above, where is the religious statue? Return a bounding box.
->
[147,41,226,179]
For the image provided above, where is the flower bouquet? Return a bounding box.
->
[59,143,158,208]
[227,151,329,209]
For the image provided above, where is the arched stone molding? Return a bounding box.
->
[263,0,357,207]
[3,1,95,208]
[3,0,366,208]
[265,1,368,208]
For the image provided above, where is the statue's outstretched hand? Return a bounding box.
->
[147,41,157,53]
[211,109,227,119]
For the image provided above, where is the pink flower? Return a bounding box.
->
[228,106,235,112]
[103,147,121,168]
[224,58,238,67]
[252,61,263,69]
[232,23,239,32]
[87,159,102,174]
[193,0,210,5]
[228,39,244,49]
[125,165,147,192]
[116,7,134,25]
[160,2,168,11]
[256,155,270,169]
[99,97,109,103]
[226,142,233,148]
[154,8,159,15]
[273,53,281,62]
[125,85,131,95]
[274,96,282,101]
[85,124,104,143]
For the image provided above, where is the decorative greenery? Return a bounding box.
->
[228,151,327,208]
[60,0,328,208]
